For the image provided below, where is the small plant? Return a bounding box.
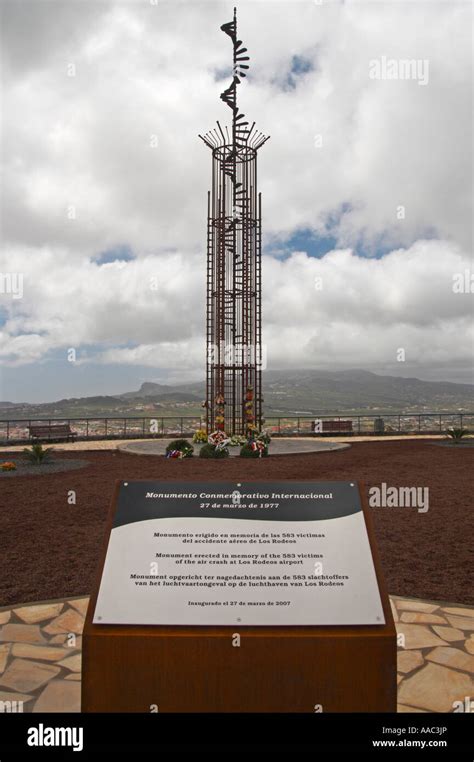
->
[446,427,469,442]
[165,439,194,458]
[192,429,207,444]
[1,461,16,471]
[229,434,247,447]
[240,441,268,458]
[23,444,54,465]
[199,443,229,459]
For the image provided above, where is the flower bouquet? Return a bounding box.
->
[200,430,230,458]
[192,429,208,444]
[165,439,194,459]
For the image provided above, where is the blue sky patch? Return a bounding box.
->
[264,228,338,260]
[276,54,315,91]
[213,66,233,82]
[93,245,135,265]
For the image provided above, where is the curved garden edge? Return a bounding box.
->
[0,458,90,478]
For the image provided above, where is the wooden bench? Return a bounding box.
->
[28,424,77,442]
[312,420,353,435]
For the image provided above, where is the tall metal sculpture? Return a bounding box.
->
[199,8,269,435]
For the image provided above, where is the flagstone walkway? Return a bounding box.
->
[0,434,450,454]
[0,594,472,713]
[119,437,350,457]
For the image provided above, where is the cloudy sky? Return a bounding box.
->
[0,0,472,402]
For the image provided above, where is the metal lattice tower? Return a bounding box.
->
[199,8,269,435]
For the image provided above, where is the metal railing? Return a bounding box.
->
[0,413,472,445]
[0,416,203,444]
[265,413,473,437]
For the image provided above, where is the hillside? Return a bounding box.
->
[0,369,472,420]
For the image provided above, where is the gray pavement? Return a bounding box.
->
[119,437,350,457]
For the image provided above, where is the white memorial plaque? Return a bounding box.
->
[93,481,385,626]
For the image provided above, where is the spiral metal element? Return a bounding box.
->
[199,7,269,151]
[199,9,268,436]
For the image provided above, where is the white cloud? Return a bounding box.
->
[1,238,471,383]
[0,0,472,392]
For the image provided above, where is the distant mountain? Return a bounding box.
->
[0,369,472,419]
[120,382,173,399]
[156,369,473,413]
[56,395,122,406]
[119,382,201,403]
[257,369,474,413]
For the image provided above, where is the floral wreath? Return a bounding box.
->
[166,446,192,459]
[208,430,230,450]
[249,440,266,456]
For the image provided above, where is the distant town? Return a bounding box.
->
[1,369,472,442]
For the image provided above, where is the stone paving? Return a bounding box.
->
[119,437,350,457]
[0,598,86,712]
[0,435,449,454]
[0,594,473,712]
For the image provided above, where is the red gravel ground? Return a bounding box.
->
[0,440,472,607]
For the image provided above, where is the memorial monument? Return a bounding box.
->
[199,8,269,436]
[81,11,396,714]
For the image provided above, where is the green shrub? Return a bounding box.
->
[23,444,54,465]
[199,443,229,459]
[240,442,268,458]
[446,428,469,442]
[165,439,194,458]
